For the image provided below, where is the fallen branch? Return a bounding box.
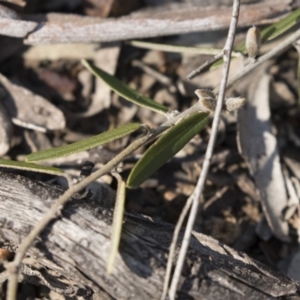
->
[0,1,293,43]
[0,171,299,299]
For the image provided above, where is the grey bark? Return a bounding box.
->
[0,1,293,43]
[0,171,299,299]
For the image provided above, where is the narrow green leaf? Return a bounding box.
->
[26,123,141,163]
[260,7,300,43]
[107,177,126,275]
[130,40,222,55]
[129,40,241,59]
[127,112,209,188]
[82,59,168,114]
[0,159,63,175]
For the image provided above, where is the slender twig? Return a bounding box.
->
[161,193,195,300]
[131,40,243,81]
[132,59,173,87]
[168,1,240,299]
[163,21,300,300]
[188,21,300,83]
[186,52,224,80]
[214,27,300,94]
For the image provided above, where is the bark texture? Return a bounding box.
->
[0,171,299,299]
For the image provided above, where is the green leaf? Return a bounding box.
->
[0,159,63,175]
[26,123,141,163]
[127,112,209,188]
[107,177,126,275]
[260,7,300,43]
[82,59,168,114]
[130,40,222,55]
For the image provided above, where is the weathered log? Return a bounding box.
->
[0,171,299,299]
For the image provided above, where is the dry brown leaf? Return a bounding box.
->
[67,43,120,117]
[0,100,12,156]
[86,43,120,117]
[0,73,65,131]
[237,66,290,242]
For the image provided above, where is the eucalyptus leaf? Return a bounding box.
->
[0,159,63,175]
[26,123,141,163]
[82,59,168,114]
[107,178,126,275]
[127,112,209,188]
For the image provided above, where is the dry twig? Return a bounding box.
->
[168,1,240,298]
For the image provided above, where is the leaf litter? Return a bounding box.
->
[1,0,300,298]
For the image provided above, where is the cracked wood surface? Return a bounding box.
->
[0,171,299,299]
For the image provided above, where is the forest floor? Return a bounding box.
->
[1,0,300,299]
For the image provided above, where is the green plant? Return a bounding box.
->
[5,7,300,293]
[2,60,211,274]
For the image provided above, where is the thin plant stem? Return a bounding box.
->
[186,52,224,80]
[160,193,195,300]
[214,27,300,94]
[163,22,300,300]
[168,1,240,299]
[188,23,300,84]
[132,59,173,86]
